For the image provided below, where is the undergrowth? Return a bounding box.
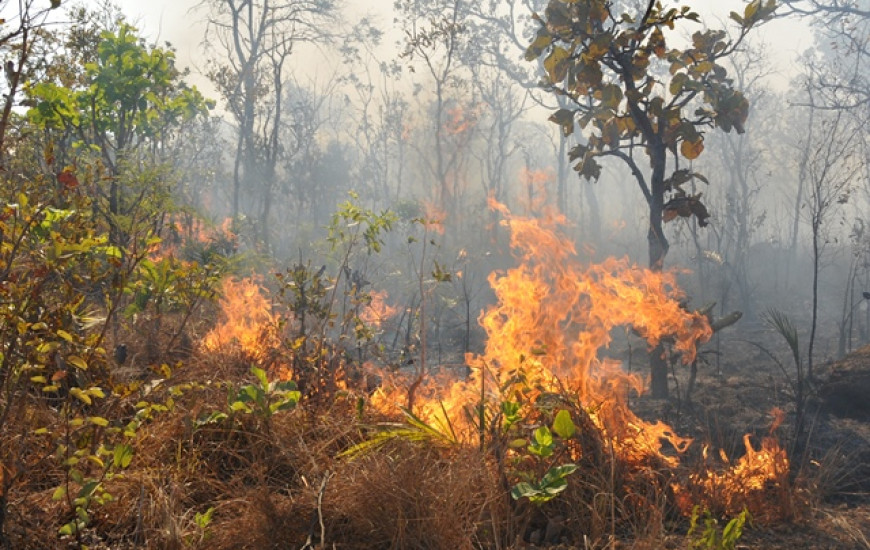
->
[0,182,811,550]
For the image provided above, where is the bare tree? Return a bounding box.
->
[801,106,862,379]
[706,42,775,318]
[339,19,409,209]
[396,0,468,222]
[199,0,337,249]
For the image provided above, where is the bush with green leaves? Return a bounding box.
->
[687,506,751,550]
[195,366,300,431]
[509,409,579,505]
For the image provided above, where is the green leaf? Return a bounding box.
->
[195,506,215,528]
[251,366,269,389]
[510,481,536,501]
[552,410,576,439]
[508,438,527,448]
[229,400,250,412]
[529,426,554,457]
[113,443,134,469]
[78,480,100,499]
[103,245,122,258]
[534,426,552,447]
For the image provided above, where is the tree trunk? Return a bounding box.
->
[648,144,670,398]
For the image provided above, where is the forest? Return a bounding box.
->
[0,0,868,547]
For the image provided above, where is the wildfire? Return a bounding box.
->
[358,289,397,329]
[148,216,236,263]
[443,105,479,137]
[197,201,788,519]
[421,200,447,235]
[201,276,280,363]
[519,166,555,212]
[371,200,788,516]
[675,408,791,520]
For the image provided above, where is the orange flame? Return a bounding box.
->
[359,290,397,329]
[443,105,478,136]
[421,200,447,235]
[148,217,236,263]
[201,276,280,363]
[518,166,555,213]
[376,203,708,454]
[371,202,787,515]
[675,408,791,519]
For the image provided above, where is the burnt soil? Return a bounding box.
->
[628,329,870,550]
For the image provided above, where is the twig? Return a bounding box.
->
[302,471,333,550]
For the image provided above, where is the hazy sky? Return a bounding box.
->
[93,0,810,97]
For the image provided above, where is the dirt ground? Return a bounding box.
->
[641,326,870,549]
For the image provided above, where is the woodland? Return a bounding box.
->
[0,0,869,548]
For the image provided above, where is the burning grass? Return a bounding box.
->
[368,203,790,529]
[0,204,825,549]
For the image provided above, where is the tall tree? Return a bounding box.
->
[339,19,408,209]
[200,0,337,249]
[707,43,775,318]
[397,0,469,222]
[801,108,862,380]
[27,23,212,246]
[527,0,775,397]
[0,0,63,157]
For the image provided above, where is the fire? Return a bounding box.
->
[202,276,280,363]
[359,290,397,329]
[443,105,479,136]
[371,201,788,516]
[519,166,555,212]
[196,201,788,519]
[421,200,447,235]
[675,408,791,520]
[148,216,236,262]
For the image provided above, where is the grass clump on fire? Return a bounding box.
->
[1,190,801,549]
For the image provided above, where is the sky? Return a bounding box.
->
[95,0,811,98]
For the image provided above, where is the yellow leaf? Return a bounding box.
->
[681,138,704,160]
[67,355,88,370]
[88,416,109,427]
[87,387,106,399]
[69,387,92,405]
[544,47,571,83]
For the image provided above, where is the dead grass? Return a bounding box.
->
[325,441,507,549]
[2,329,869,549]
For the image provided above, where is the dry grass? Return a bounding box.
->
[325,441,507,549]
[3,328,867,550]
